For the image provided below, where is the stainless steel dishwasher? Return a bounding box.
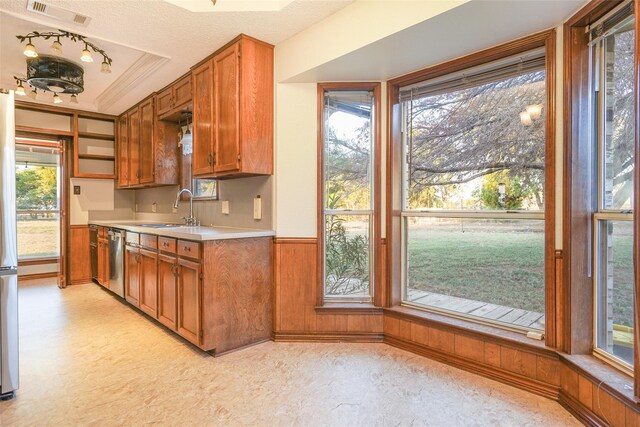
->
[107,228,125,298]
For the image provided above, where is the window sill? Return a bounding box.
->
[315,302,383,315]
[559,353,638,406]
[385,305,553,355]
[18,257,59,266]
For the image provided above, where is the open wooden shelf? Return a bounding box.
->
[78,154,116,161]
[77,131,115,141]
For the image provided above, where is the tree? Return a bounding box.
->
[16,166,57,214]
[406,70,547,209]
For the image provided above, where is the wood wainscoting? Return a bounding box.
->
[69,225,92,285]
[273,238,383,341]
[273,239,640,425]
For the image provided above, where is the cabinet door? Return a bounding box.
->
[158,253,178,330]
[192,59,215,176]
[97,239,105,285]
[177,257,201,345]
[156,87,173,117]
[101,238,110,288]
[173,75,192,108]
[139,98,155,185]
[139,248,158,318]
[213,42,241,174]
[128,108,140,186]
[125,245,140,307]
[117,114,129,187]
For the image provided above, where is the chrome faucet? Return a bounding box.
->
[173,188,199,226]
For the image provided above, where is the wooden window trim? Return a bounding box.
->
[386,29,557,341]
[316,82,382,308]
[18,257,59,266]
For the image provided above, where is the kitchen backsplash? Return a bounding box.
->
[132,176,273,230]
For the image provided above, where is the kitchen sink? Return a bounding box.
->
[136,223,187,228]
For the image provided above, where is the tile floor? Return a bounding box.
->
[0,280,580,426]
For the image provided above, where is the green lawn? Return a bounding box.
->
[17,219,59,259]
[406,219,633,327]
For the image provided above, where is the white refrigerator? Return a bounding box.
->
[0,91,19,400]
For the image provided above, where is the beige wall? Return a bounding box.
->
[274,6,565,245]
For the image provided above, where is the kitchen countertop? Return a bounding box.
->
[89,221,275,241]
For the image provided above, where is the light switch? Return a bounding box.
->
[73,185,81,195]
[221,200,230,215]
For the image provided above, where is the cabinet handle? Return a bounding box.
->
[171,264,179,276]
[208,153,213,165]
[162,242,169,247]
[183,246,190,252]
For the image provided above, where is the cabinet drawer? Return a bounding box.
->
[126,231,139,245]
[140,234,158,250]
[159,237,176,253]
[177,240,201,259]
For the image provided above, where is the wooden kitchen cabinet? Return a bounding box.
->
[157,74,192,119]
[177,257,202,345]
[191,59,215,176]
[127,107,140,186]
[96,227,109,288]
[158,253,178,330]
[121,233,272,356]
[125,244,140,307]
[192,35,274,179]
[116,96,179,189]
[139,97,155,185]
[139,248,158,318]
[117,114,129,187]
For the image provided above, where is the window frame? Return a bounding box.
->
[386,30,557,341]
[317,82,382,306]
[589,10,636,374]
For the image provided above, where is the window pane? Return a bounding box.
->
[404,217,544,330]
[324,214,370,298]
[193,179,217,199]
[404,70,545,211]
[602,26,635,210]
[595,220,634,366]
[324,91,373,210]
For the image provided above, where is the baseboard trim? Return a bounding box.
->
[274,332,384,343]
[18,272,58,281]
[384,335,560,400]
[558,391,607,427]
[69,278,93,286]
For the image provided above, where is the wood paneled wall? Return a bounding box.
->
[273,239,383,340]
[69,225,92,284]
[274,238,640,425]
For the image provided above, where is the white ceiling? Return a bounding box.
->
[0,0,353,115]
[285,0,587,83]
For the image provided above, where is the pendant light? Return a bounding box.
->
[80,44,93,62]
[23,38,38,58]
[53,93,63,104]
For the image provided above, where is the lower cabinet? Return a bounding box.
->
[139,248,158,318]
[157,253,178,330]
[121,233,273,355]
[125,245,140,306]
[177,257,201,345]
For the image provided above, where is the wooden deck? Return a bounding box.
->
[406,289,545,330]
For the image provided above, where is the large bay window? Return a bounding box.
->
[398,46,551,332]
[591,6,635,370]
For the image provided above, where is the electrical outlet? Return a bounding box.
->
[135,203,139,212]
[152,202,157,213]
[221,200,230,215]
[253,195,261,220]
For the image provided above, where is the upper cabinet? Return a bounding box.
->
[156,74,192,121]
[117,95,179,189]
[192,35,274,179]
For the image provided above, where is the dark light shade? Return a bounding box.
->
[26,55,84,94]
